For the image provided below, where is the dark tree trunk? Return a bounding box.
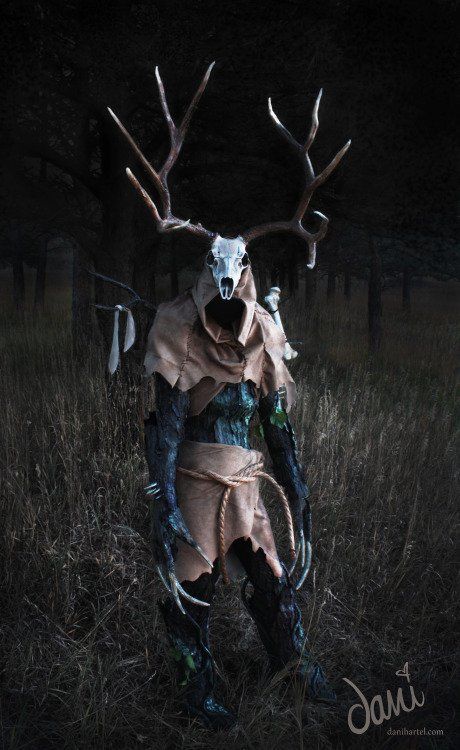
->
[304,265,318,341]
[132,245,158,347]
[34,160,48,313]
[148,268,157,306]
[34,236,48,313]
[326,259,336,300]
[368,239,382,353]
[270,265,278,286]
[12,256,25,312]
[256,264,268,296]
[144,267,158,346]
[402,265,411,312]
[96,207,136,344]
[278,264,286,289]
[304,266,317,311]
[132,244,157,304]
[288,252,299,296]
[95,119,140,347]
[72,243,96,356]
[343,269,352,301]
[170,256,179,298]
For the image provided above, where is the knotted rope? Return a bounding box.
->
[177,460,296,584]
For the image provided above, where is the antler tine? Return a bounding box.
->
[107,63,216,242]
[126,167,206,239]
[303,88,322,154]
[268,88,322,177]
[125,167,163,225]
[107,107,164,209]
[155,62,215,203]
[154,66,175,135]
[294,138,351,222]
[242,90,350,268]
[268,97,301,152]
[178,61,215,137]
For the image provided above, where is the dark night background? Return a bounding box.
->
[0,0,458,332]
[0,2,458,749]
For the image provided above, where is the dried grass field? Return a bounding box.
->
[0,276,458,749]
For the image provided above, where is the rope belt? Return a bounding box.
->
[177,460,296,584]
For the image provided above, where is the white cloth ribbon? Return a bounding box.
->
[108,305,136,374]
[123,308,136,353]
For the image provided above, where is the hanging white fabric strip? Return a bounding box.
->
[108,305,122,374]
[108,305,136,374]
[123,308,136,353]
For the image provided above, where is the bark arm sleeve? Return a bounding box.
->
[152,372,190,513]
[258,390,309,528]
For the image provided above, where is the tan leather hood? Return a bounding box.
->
[191,265,257,346]
[144,264,296,415]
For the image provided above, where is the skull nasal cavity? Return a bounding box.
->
[220,277,234,300]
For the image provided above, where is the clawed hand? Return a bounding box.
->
[288,502,312,590]
[146,482,213,611]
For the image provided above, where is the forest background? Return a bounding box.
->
[0,1,458,748]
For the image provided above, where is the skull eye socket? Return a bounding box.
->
[206,250,217,267]
[241,252,249,268]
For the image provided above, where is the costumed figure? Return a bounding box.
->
[105,63,350,730]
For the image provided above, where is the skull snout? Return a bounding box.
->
[219,276,234,300]
[208,236,249,301]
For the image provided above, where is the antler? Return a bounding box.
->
[107,63,216,242]
[241,89,351,268]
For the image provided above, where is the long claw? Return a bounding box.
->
[191,543,214,569]
[158,564,209,608]
[176,581,210,608]
[145,482,162,497]
[289,531,306,576]
[300,532,306,568]
[157,565,207,611]
[156,565,172,594]
[295,563,309,591]
[169,573,186,614]
[288,540,301,576]
[176,531,214,569]
[295,541,312,590]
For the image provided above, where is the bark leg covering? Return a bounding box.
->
[158,573,238,730]
[237,541,336,703]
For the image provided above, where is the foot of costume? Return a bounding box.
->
[158,580,237,730]
[239,544,336,705]
[158,540,335,731]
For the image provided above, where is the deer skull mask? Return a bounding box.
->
[205,236,249,300]
[107,62,350,302]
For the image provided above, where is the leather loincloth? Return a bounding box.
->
[174,440,284,583]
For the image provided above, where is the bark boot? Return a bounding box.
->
[158,595,238,730]
[241,561,336,704]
